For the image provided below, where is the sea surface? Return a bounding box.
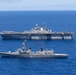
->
[0,11,76,75]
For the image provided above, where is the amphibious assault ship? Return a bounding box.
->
[0,24,73,40]
[0,40,68,58]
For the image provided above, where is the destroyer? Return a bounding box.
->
[0,40,68,58]
[0,24,73,40]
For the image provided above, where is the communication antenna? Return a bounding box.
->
[42,23,46,30]
[23,40,27,50]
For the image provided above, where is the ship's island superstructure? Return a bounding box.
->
[0,24,74,40]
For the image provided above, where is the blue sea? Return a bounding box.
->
[0,11,76,75]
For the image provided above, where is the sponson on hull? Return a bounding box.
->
[0,24,74,40]
[0,40,68,58]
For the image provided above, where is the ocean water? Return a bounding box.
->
[0,11,76,75]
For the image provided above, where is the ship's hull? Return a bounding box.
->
[1,33,73,40]
[0,52,68,58]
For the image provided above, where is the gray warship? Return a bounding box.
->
[0,24,73,40]
[0,40,68,58]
